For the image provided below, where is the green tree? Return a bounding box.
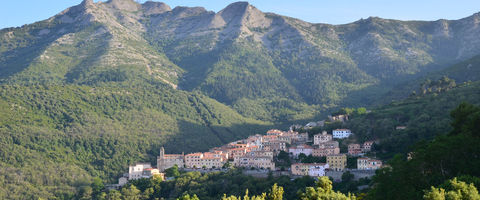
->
[165,165,181,177]
[178,194,200,200]
[267,184,284,200]
[106,190,122,200]
[299,177,356,200]
[424,178,480,200]
[121,185,141,200]
[92,177,104,196]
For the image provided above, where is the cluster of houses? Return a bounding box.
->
[156,129,309,172]
[114,127,383,187]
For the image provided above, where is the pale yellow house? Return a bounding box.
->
[327,154,347,171]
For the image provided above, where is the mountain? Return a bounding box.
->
[1,0,480,198]
[2,0,480,118]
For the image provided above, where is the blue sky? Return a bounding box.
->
[1,0,480,29]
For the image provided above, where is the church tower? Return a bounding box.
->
[157,147,165,172]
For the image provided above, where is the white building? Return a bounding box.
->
[128,163,151,180]
[308,163,330,177]
[291,163,329,177]
[357,158,382,170]
[332,129,352,139]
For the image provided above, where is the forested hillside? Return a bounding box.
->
[0,82,269,199]
[345,81,480,158]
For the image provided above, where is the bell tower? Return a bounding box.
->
[158,147,165,172]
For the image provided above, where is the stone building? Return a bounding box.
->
[157,147,185,172]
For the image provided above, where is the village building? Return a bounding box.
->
[266,129,284,136]
[288,144,314,158]
[318,141,339,149]
[234,156,275,170]
[396,126,407,130]
[245,134,264,147]
[313,146,340,157]
[348,144,362,156]
[157,147,185,172]
[128,163,152,180]
[185,152,226,169]
[327,154,347,171]
[290,132,309,144]
[289,124,303,132]
[277,135,292,144]
[142,168,163,179]
[262,140,287,154]
[246,150,274,160]
[357,157,383,170]
[226,147,248,160]
[291,163,329,177]
[362,141,375,152]
[332,129,352,139]
[314,131,333,145]
[328,114,349,122]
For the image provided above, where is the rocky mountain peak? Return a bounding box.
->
[142,1,172,15]
[81,0,94,6]
[106,0,140,12]
[217,1,269,28]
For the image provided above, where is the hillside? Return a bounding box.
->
[0,82,272,199]
[380,53,480,103]
[1,0,480,198]
[344,81,480,158]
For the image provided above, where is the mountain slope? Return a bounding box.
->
[344,80,480,158]
[2,0,480,115]
[0,82,270,199]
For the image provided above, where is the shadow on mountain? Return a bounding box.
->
[161,120,272,154]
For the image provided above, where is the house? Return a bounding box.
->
[288,144,314,158]
[308,163,330,177]
[318,141,339,149]
[348,144,362,156]
[357,157,382,170]
[396,126,407,130]
[234,156,275,170]
[142,168,163,179]
[332,129,352,139]
[313,146,340,157]
[128,163,152,180]
[284,131,309,144]
[157,147,185,172]
[328,115,349,122]
[326,154,347,171]
[314,131,332,145]
[362,141,375,152]
[226,147,248,160]
[245,150,274,160]
[291,163,329,177]
[185,152,226,169]
[262,140,287,154]
[266,129,285,136]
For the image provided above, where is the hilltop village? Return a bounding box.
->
[112,114,382,188]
